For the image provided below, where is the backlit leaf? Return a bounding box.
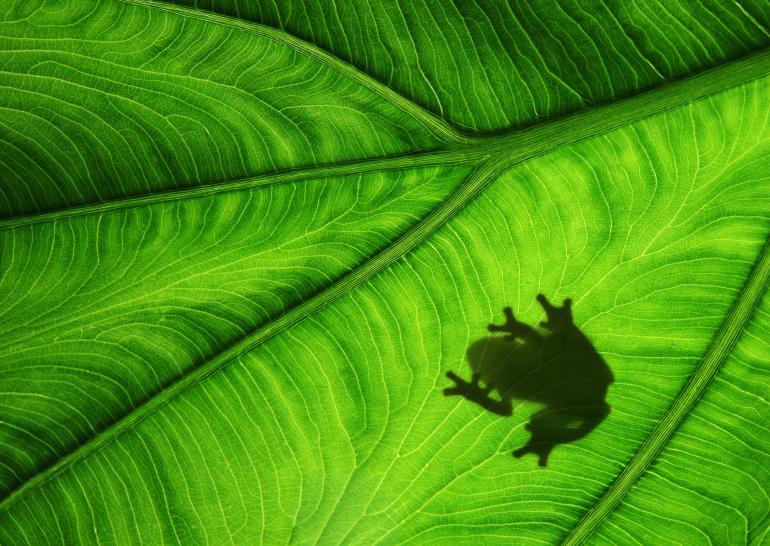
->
[1,1,769,544]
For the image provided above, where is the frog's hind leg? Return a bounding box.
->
[512,404,610,466]
[512,439,553,467]
[512,408,562,466]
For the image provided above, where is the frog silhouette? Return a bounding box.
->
[444,294,612,466]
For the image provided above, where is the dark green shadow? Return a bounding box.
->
[444,294,613,466]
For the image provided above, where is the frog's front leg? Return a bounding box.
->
[443,371,513,416]
[536,294,573,332]
[488,307,541,342]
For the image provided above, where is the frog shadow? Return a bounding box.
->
[444,294,613,467]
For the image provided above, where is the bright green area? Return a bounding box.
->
[0,0,442,216]
[593,290,770,545]
[0,165,473,498]
[1,0,769,544]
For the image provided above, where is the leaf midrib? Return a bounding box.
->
[4,39,769,230]
[2,5,769,537]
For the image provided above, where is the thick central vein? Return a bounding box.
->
[3,48,769,231]
[1,45,769,515]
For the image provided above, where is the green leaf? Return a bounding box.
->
[1,0,769,544]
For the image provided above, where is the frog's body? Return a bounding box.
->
[444,295,612,466]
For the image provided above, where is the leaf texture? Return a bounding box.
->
[1,0,769,544]
[169,0,770,131]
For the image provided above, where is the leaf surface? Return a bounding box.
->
[1,1,769,544]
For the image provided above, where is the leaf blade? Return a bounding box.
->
[2,1,770,543]
[564,235,770,544]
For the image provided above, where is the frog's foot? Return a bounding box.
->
[537,294,573,331]
[488,307,538,342]
[444,372,513,416]
[488,306,517,334]
[512,441,554,467]
[443,371,492,397]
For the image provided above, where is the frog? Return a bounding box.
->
[444,294,613,466]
